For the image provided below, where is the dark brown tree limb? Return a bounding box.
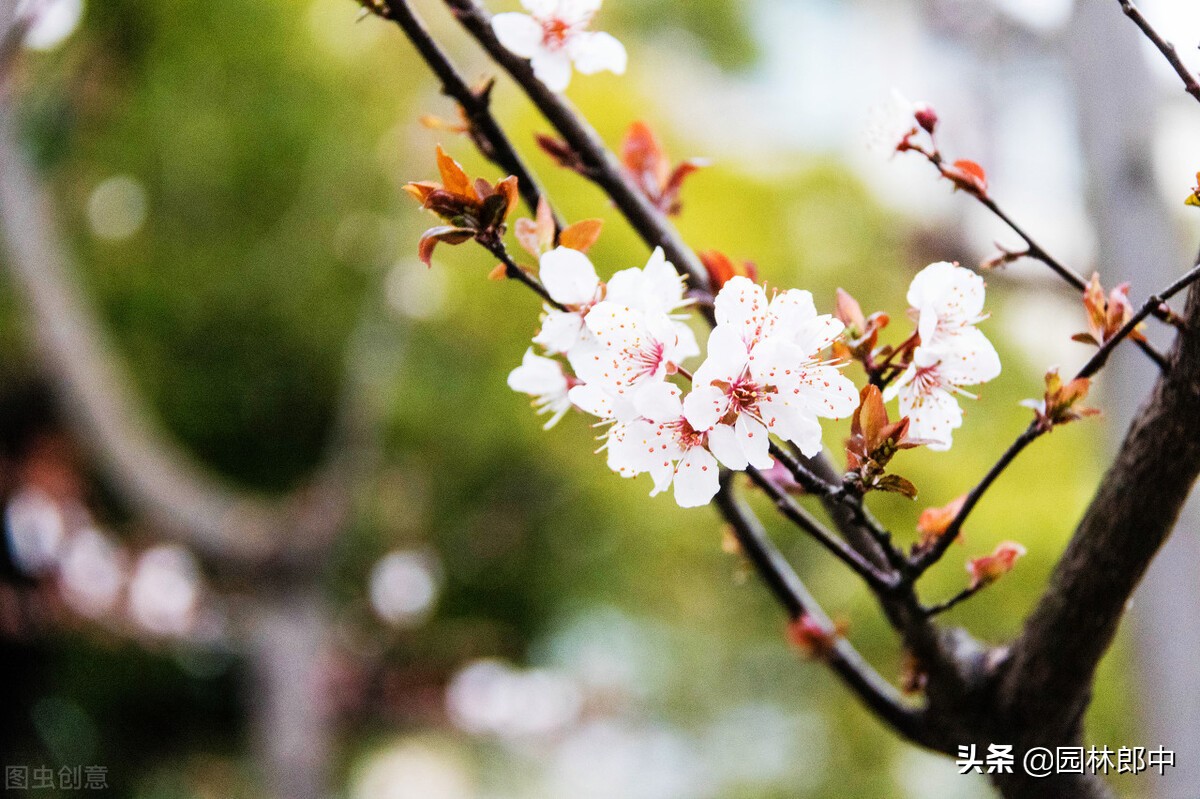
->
[997,272,1200,744]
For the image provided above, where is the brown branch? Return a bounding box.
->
[367,0,561,229]
[998,273,1200,738]
[745,467,897,590]
[438,0,712,295]
[714,475,928,744]
[1117,0,1200,104]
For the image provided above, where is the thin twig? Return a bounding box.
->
[908,262,1200,578]
[923,583,985,617]
[1117,0,1200,104]
[1078,260,1200,379]
[439,0,712,295]
[746,466,897,590]
[480,236,566,310]
[909,425,1039,578]
[768,442,908,573]
[714,475,927,742]
[368,0,562,229]
[919,147,1176,365]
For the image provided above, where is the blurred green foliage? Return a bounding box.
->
[0,0,1145,797]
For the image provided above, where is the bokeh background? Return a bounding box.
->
[1,0,1199,797]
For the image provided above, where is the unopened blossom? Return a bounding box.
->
[492,0,627,93]
[507,348,574,429]
[885,263,1001,451]
[868,90,935,154]
[683,277,858,466]
[967,541,1026,589]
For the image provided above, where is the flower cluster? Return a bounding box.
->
[884,262,1001,451]
[492,0,626,92]
[508,251,858,507]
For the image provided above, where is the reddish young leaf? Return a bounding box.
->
[436,145,478,201]
[559,218,604,252]
[967,541,1027,589]
[916,493,968,548]
[699,250,758,290]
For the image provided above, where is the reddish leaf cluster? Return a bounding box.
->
[514,197,604,258]
[699,250,758,291]
[1023,368,1100,433]
[620,121,706,217]
[1072,272,1144,347]
[405,146,519,266]
[845,385,920,498]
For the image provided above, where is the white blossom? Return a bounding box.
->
[683,277,858,466]
[492,0,626,92]
[508,348,574,429]
[884,263,1002,450]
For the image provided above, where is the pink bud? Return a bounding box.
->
[914,103,938,134]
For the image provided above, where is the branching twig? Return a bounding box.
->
[1117,0,1200,104]
[910,257,1200,579]
[714,475,927,743]
[916,146,1175,367]
[922,583,985,618]
[439,0,712,295]
[746,467,897,591]
[366,0,561,229]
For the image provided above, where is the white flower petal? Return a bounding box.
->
[694,325,750,386]
[900,383,963,451]
[794,365,860,419]
[633,381,683,422]
[673,447,719,507]
[533,309,586,354]
[531,48,573,92]
[539,246,600,306]
[736,415,773,469]
[683,384,728,431]
[707,422,747,470]
[492,12,545,59]
[764,288,817,340]
[568,31,627,75]
[935,328,1002,386]
[507,348,568,395]
[713,276,768,343]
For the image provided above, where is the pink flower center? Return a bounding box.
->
[667,417,706,450]
[625,338,665,383]
[541,15,586,48]
[910,362,944,396]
